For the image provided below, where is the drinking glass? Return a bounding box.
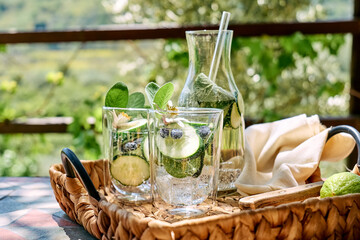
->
[149,107,223,217]
[102,107,151,204]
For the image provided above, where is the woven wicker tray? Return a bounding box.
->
[49,126,360,240]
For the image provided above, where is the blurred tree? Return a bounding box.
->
[0,0,351,175]
[0,0,112,31]
[102,0,348,121]
[102,0,316,24]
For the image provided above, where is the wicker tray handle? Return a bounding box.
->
[327,125,360,169]
[60,125,360,205]
[61,148,101,201]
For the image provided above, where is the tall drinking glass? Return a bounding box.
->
[102,107,151,204]
[149,107,223,217]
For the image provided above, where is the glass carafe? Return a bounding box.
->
[178,30,245,192]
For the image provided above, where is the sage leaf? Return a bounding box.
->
[194,73,235,103]
[153,82,174,109]
[127,92,145,108]
[105,82,128,108]
[145,82,160,107]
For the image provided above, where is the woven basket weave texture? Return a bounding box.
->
[49,159,360,240]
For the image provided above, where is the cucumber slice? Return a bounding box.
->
[156,123,201,159]
[188,122,207,128]
[118,119,147,132]
[223,102,233,128]
[156,123,205,178]
[163,150,204,178]
[110,155,150,186]
[141,136,150,162]
[230,102,241,129]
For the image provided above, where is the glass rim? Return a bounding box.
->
[103,106,224,114]
[149,107,224,114]
[102,106,149,111]
[185,29,233,35]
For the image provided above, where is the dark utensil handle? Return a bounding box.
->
[327,125,360,168]
[61,148,101,201]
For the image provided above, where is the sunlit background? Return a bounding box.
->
[0,0,354,176]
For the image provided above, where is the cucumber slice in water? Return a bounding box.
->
[230,102,241,129]
[156,123,201,159]
[111,155,150,186]
[188,122,208,128]
[141,136,150,162]
[163,150,204,178]
[156,123,205,178]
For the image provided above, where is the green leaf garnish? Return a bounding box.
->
[105,82,129,108]
[127,92,145,108]
[153,82,174,109]
[145,82,160,106]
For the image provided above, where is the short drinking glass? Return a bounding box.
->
[149,107,223,217]
[102,107,151,203]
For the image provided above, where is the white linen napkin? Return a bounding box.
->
[235,114,355,196]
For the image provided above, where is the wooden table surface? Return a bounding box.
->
[0,177,97,240]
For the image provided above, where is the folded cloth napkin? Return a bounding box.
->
[235,114,355,196]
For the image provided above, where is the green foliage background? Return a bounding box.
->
[0,0,353,176]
